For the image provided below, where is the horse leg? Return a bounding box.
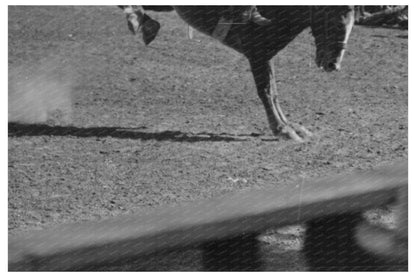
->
[119,5,160,45]
[249,58,313,141]
[119,6,143,34]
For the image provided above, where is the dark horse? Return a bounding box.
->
[122,6,355,141]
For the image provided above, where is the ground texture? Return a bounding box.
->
[8,6,408,271]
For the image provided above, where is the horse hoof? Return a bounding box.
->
[292,123,314,139]
[274,124,313,142]
[251,15,272,26]
[249,10,272,26]
[278,126,303,142]
[126,14,140,34]
[141,19,161,45]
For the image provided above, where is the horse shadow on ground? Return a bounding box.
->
[360,24,407,31]
[372,34,408,39]
[396,35,408,39]
[8,123,267,143]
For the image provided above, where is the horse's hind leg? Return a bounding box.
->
[119,5,160,45]
[119,6,143,34]
[249,58,312,141]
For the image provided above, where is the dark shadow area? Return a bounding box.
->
[371,35,388,38]
[77,247,202,271]
[371,34,408,39]
[396,35,408,39]
[358,25,408,30]
[8,123,263,143]
[16,240,305,271]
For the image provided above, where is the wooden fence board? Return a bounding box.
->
[9,160,407,270]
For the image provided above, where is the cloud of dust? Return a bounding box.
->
[8,59,74,124]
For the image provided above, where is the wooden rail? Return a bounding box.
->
[9,160,407,271]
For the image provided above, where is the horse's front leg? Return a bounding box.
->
[249,58,312,141]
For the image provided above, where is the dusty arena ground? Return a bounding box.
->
[8,6,407,270]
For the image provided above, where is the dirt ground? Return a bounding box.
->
[8,6,408,271]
